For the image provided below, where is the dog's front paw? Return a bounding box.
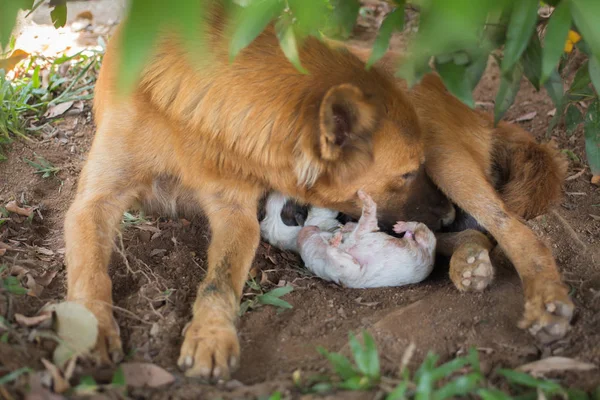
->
[450,243,494,292]
[519,280,574,344]
[80,301,123,365]
[177,313,240,381]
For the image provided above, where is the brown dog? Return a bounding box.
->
[64,2,572,380]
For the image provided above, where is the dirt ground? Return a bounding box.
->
[1,1,599,399]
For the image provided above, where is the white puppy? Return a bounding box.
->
[260,190,436,288]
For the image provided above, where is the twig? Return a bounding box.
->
[565,168,586,181]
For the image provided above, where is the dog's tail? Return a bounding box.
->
[492,124,568,220]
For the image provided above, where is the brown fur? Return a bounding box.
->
[64,3,573,379]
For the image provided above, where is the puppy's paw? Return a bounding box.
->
[519,280,574,344]
[177,314,240,381]
[450,244,494,292]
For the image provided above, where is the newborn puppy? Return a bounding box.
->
[260,190,436,288]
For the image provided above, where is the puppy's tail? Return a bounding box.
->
[492,124,568,220]
[260,192,303,252]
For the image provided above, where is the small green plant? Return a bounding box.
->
[0,50,103,159]
[121,210,149,227]
[308,331,591,399]
[24,153,60,178]
[239,279,294,315]
[0,264,27,295]
[315,331,381,392]
[0,366,32,386]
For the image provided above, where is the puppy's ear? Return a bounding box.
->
[319,84,378,161]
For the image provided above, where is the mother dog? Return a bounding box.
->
[64,1,573,380]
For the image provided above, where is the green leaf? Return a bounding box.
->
[386,381,408,400]
[257,294,293,309]
[541,1,571,84]
[265,285,293,298]
[567,388,590,400]
[0,367,32,385]
[544,68,565,107]
[589,57,600,95]
[366,5,405,70]
[521,34,543,90]
[0,0,32,48]
[229,0,284,61]
[348,332,379,379]
[565,104,583,135]
[570,0,600,64]
[435,59,475,108]
[338,375,370,390]
[497,369,564,394]
[429,357,470,382]
[320,0,360,40]
[495,64,523,125]
[267,391,282,400]
[466,51,489,90]
[287,0,329,39]
[32,65,40,89]
[50,2,67,28]
[415,351,439,382]
[571,61,591,93]
[275,18,308,74]
[361,331,380,379]
[477,388,513,400]
[432,372,483,400]
[0,332,8,343]
[584,100,600,176]
[116,0,164,95]
[111,366,126,387]
[317,347,357,380]
[501,0,539,74]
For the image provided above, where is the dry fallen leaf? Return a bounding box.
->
[0,248,5,256]
[0,49,30,72]
[592,175,600,186]
[517,357,597,377]
[26,274,45,297]
[10,265,29,277]
[515,111,537,122]
[120,362,175,388]
[5,200,33,217]
[44,101,74,119]
[14,312,52,327]
[590,214,600,221]
[36,247,55,256]
[547,108,557,117]
[42,302,99,368]
[41,358,70,393]
[37,270,58,287]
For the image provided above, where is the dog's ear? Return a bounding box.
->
[318,84,378,161]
